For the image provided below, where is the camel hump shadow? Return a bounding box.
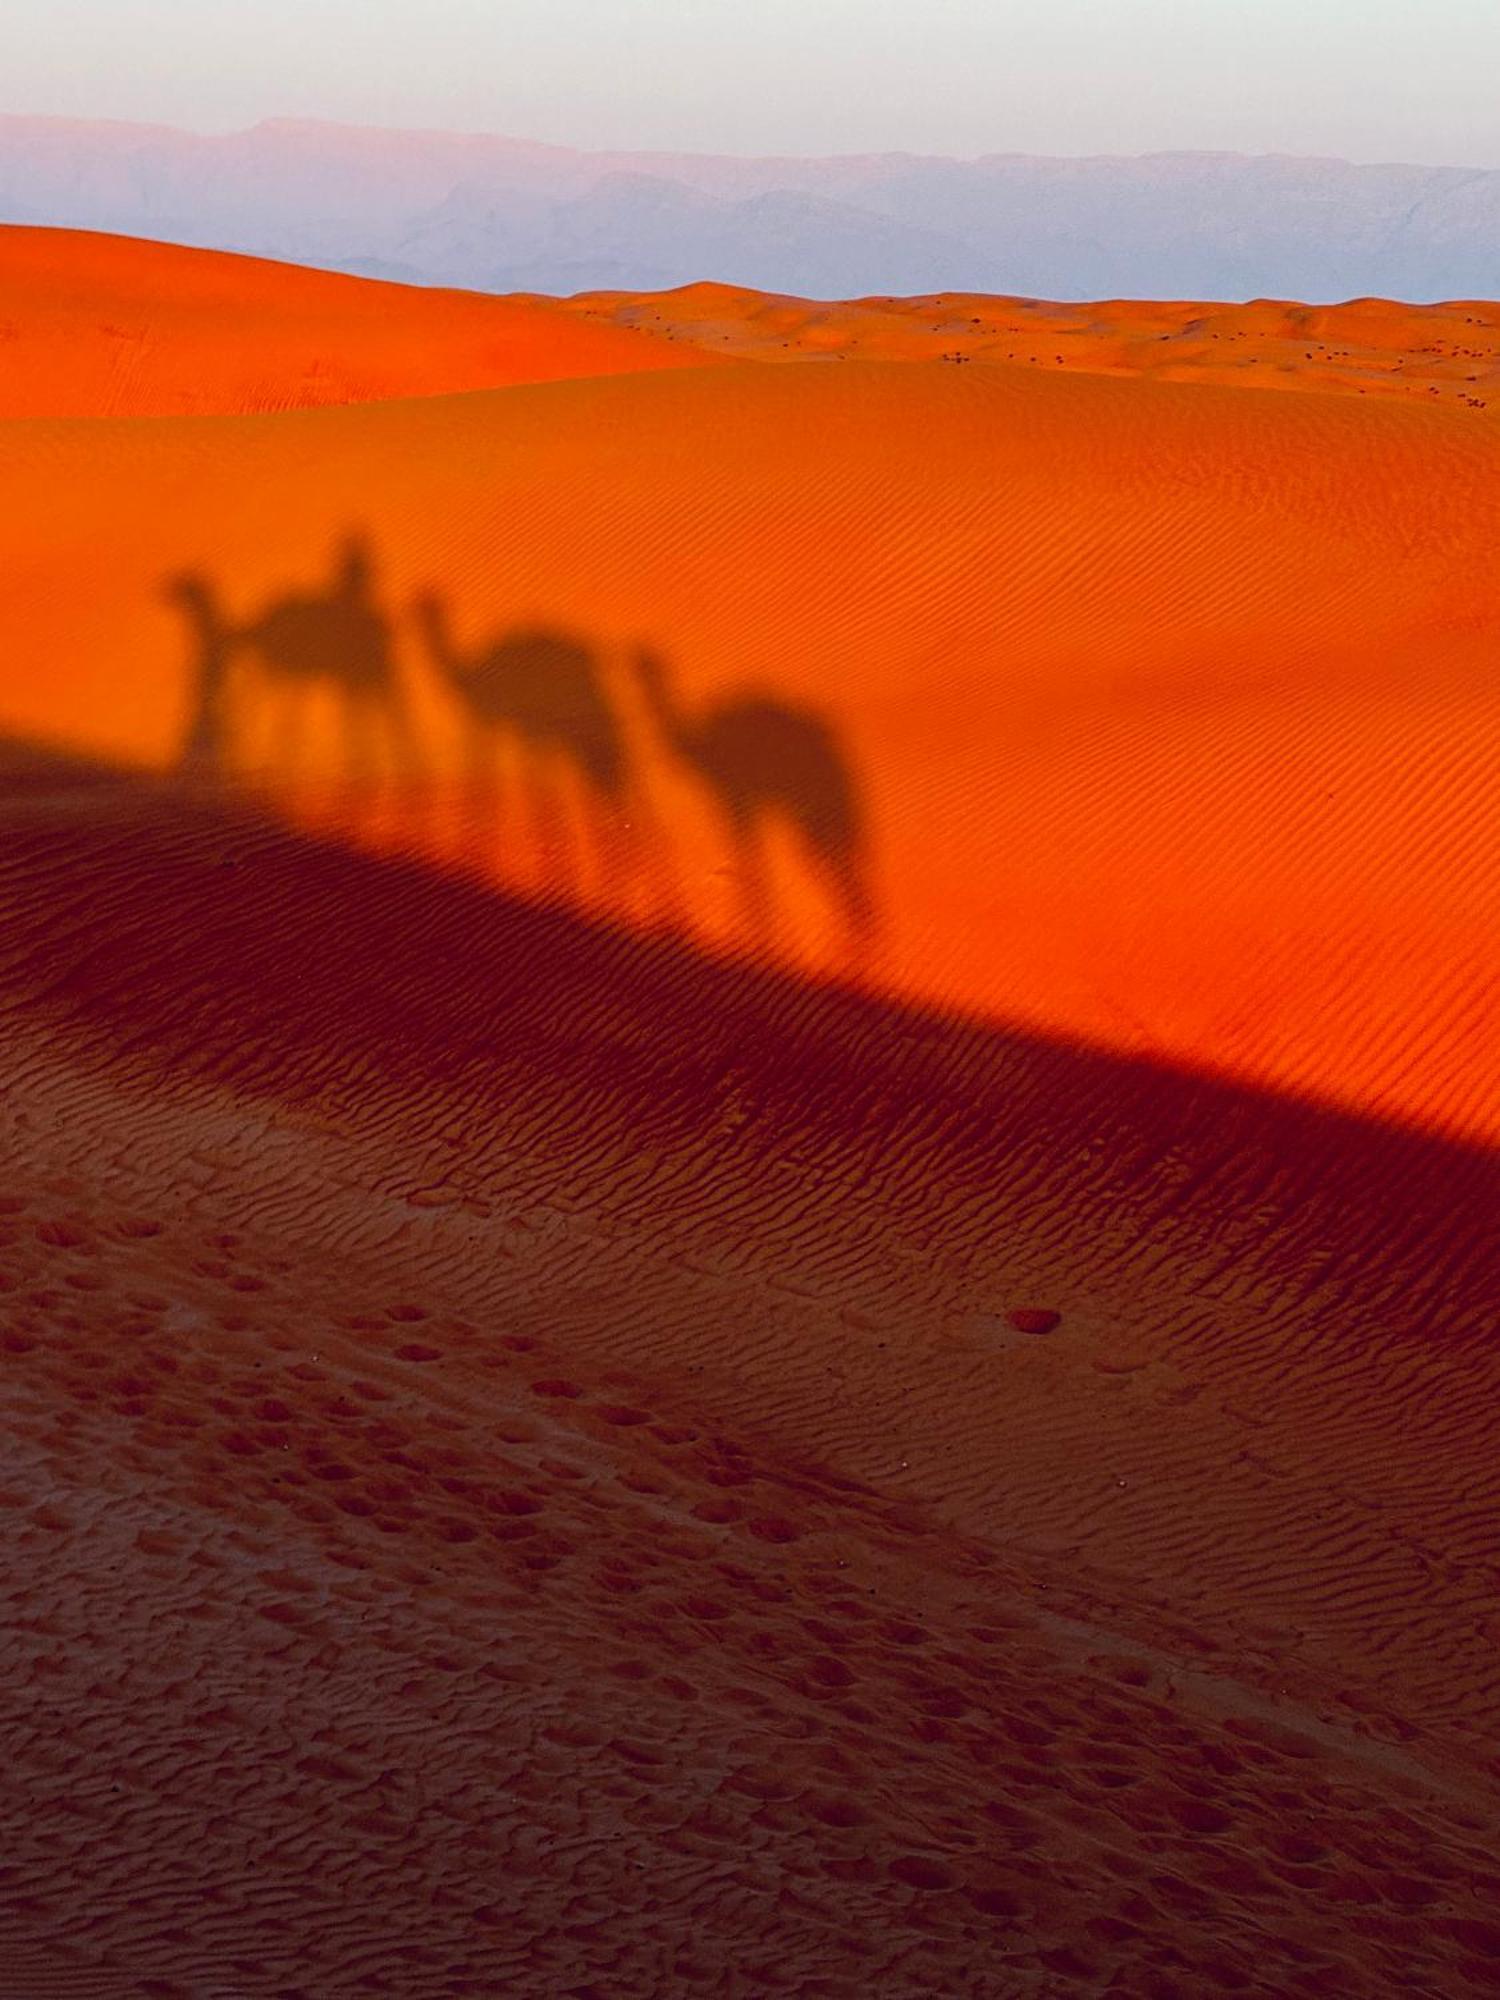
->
[242,534,392,692]
[413,594,627,799]
[168,534,414,788]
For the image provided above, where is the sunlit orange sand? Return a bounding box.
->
[568,280,1500,408]
[1,228,1497,1997]
[0,225,721,417]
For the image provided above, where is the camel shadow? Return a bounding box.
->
[168,533,418,801]
[632,645,876,960]
[406,587,877,959]
[167,537,877,968]
[409,591,658,906]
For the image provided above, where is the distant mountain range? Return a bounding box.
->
[5,114,1500,301]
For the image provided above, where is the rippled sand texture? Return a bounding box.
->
[1,227,1498,1998]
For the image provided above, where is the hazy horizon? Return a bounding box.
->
[4,105,1493,178]
[7,115,1500,304]
[4,0,1500,170]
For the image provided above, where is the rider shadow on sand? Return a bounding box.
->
[168,533,417,799]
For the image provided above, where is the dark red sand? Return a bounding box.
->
[1,744,1496,1997]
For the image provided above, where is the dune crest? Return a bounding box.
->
[0,224,725,417]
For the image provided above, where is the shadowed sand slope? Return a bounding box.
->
[0,225,726,417]
[0,742,1497,1997]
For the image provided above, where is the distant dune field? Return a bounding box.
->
[1,227,1497,1998]
[567,281,1500,409]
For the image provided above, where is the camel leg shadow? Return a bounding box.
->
[525,766,577,900]
[731,820,777,954]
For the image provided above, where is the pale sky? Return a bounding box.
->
[7,0,1500,166]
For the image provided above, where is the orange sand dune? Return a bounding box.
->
[2,358,1496,1142]
[0,225,721,417]
[570,280,1500,407]
[2,235,1498,1996]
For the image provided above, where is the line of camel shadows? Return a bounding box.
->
[166,532,876,959]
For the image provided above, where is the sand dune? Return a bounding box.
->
[1,230,1497,1996]
[0,225,719,417]
[3,340,1496,1141]
[569,281,1500,408]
